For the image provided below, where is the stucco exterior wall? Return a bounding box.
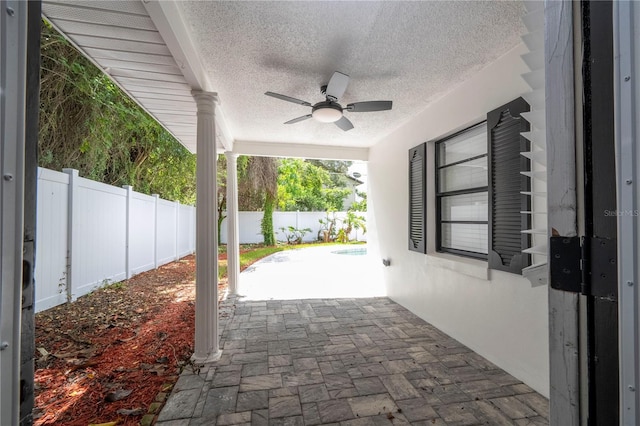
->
[367,43,550,396]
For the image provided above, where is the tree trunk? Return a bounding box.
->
[261,192,276,246]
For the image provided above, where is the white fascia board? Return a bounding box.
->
[215,107,233,152]
[233,140,369,161]
[143,0,234,151]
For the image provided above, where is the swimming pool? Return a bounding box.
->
[331,247,367,256]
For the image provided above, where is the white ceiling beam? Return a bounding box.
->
[142,0,233,152]
[233,140,369,161]
[141,0,211,91]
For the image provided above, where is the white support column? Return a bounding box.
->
[191,90,221,363]
[225,152,240,295]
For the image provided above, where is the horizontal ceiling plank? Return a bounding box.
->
[115,76,191,92]
[47,0,149,16]
[97,59,183,76]
[136,96,196,107]
[43,3,156,31]
[137,98,196,110]
[149,115,196,125]
[135,101,195,112]
[84,48,175,66]
[55,19,164,44]
[110,68,187,84]
[168,126,196,133]
[129,90,194,103]
[123,84,192,98]
[141,106,196,118]
[70,35,171,56]
[152,110,196,120]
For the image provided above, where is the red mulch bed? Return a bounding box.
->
[33,255,225,426]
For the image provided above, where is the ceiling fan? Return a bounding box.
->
[265,71,393,131]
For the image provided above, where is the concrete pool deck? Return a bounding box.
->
[237,244,385,301]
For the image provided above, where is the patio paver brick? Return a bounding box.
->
[159,296,550,425]
[235,390,268,411]
[317,398,355,422]
[269,395,302,418]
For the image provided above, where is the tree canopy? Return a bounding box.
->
[39,20,197,204]
[277,159,351,211]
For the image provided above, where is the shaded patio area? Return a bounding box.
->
[156,295,549,425]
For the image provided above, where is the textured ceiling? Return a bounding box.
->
[179,1,526,148]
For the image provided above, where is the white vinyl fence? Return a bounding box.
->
[219,211,367,244]
[35,167,366,313]
[35,168,195,312]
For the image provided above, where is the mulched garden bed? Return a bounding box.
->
[33,255,225,426]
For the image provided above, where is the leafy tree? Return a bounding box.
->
[277,159,351,212]
[38,20,196,204]
[308,159,353,190]
[307,160,352,174]
[349,189,367,212]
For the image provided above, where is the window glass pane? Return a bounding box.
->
[438,124,487,166]
[441,192,488,221]
[438,157,487,193]
[441,223,488,254]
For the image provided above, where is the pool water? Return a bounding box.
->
[331,247,367,256]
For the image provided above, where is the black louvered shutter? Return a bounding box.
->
[487,98,531,273]
[408,143,426,253]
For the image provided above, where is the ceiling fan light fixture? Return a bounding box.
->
[265,71,393,131]
[312,104,342,123]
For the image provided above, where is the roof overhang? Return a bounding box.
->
[41,1,526,159]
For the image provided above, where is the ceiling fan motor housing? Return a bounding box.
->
[312,101,343,123]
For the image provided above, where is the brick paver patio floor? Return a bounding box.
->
[156,296,549,425]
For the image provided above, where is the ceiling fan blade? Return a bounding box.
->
[265,91,312,107]
[334,116,354,131]
[346,101,393,112]
[284,114,312,124]
[325,71,350,100]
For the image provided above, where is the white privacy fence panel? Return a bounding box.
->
[219,211,367,244]
[229,211,264,244]
[35,169,69,312]
[129,191,157,276]
[156,199,178,265]
[178,204,195,257]
[34,166,362,312]
[35,168,195,313]
[71,175,127,299]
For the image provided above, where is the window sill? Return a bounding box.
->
[426,252,489,281]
